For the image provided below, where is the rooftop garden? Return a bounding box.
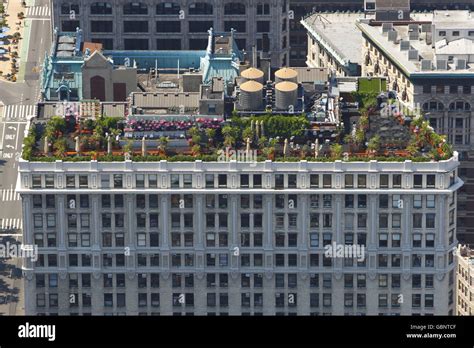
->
[22,98,453,163]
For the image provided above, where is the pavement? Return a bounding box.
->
[0,0,51,316]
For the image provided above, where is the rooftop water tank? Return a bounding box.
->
[239,81,264,111]
[275,81,298,111]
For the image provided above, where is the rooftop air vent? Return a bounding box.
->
[400,40,410,51]
[382,23,393,34]
[421,59,432,71]
[388,30,398,42]
[436,59,447,70]
[408,24,419,32]
[408,30,419,40]
[408,49,418,60]
[455,58,467,70]
[421,24,432,32]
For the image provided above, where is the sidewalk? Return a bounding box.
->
[0,0,27,82]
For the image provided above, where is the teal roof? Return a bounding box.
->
[107,50,206,70]
[201,57,240,85]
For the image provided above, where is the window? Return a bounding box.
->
[310,175,319,188]
[123,2,147,14]
[218,175,227,188]
[343,174,354,188]
[413,195,422,209]
[323,175,331,188]
[345,195,354,208]
[91,2,112,14]
[413,175,422,188]
[413,213,422,229]
[393,174,401,188]
[156,2,180,15]
[379,174,388,188]
[257,3,270,15]
[357,175,366,188]
[426,214,435,228]
[379,195,388,209]
[113,175,123,188]
[189,2,213,15]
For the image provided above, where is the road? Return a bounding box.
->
[0,0,52,315]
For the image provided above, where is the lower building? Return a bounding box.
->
[19,157,461,315]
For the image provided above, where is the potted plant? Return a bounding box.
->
[367,135,381,157]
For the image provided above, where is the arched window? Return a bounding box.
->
[189,3,213,15]
[61,3,80,15]
[91,2,112,15]
[123,2,148,15]
[156,2,180,15]
[224,3,246,15]
[423,100,444,111]
[449,100,470,111]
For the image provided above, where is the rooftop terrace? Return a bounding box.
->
[22,78,454,163]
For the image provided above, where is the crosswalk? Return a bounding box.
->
[26,5,50,18]
[1,188,21,202]
[3,105,37,121]
[0,218,23,230]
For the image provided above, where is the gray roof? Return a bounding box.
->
[302,13,365,65]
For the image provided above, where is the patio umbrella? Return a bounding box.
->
[283,138,289,157]
[0,41,5,45]
[1,27,8,33]
[142,136,147,156]
[107,136,113,155]
[0,49,7,54]
[44,136,50,153]
[0,34,6,38]
[75,136,80,153]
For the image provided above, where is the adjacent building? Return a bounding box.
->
[51,0,290,67]
[456,245,474,315]
[302,12,364,76]
[356,11,474,243]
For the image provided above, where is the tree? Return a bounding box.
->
[242,127,253,142]
[123,139,134,154]
[205,128,216,146]
[367,135,381,153]
[45,116,66,140]
[354,129,365,147]
[257,136,267,149]
[53,138,67,158]
[330,143,343,160]
[191,144,201,157]
[158,136,169,157]
[223,135,235,148]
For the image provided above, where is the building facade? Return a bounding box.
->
[357,11,474,243]
[51,0,290,67]
[456,245,474,315]
[19,157,460,315]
